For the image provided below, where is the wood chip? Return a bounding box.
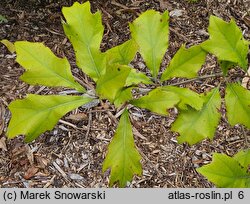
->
[0,137,7,151]
[23,166,39,180]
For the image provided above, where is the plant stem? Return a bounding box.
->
[134,72,224,95]
[169,72,223,86]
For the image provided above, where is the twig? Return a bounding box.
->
[170,72,223,86]
[84,112,92,141]
[241,125,249,148]
[52,161,68,180]
[43,175,56,188]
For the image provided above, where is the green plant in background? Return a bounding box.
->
[3,1,250,187]
[0,14,8,23]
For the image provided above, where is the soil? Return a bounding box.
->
[0,0,250,188]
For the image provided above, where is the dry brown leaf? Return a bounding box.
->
[0,137,7,151]
[66,112,88,121]
[23,166,39,179]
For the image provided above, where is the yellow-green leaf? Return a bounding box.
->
[96,64,131,102]
[162,86,204,110]
[161,45,207,81]
[7,94,93,142]
[172,87,221,145]
[225,83,250,129]
[106,39,138,65]
[1,39,15,53]
[62,2,106,81]
[125,68,152,86]
[131,87,180,115]
[234,149,250,170]
[114,87,133,108]
[201,15,249,71]
[103,109,142,187]
[130,10,169,79]
[15,41,84,92]
[197,153,250,188]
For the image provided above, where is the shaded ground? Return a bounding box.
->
[0,0,250,187]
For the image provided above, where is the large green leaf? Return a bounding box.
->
[234,149,250,170]
[130,10,169,79]
[103,110,142,187]
[15,41,84,92]
[162,86,204,110]
[197,153,250,187]
[201,15,249,71]
[125,68,152,86]
[171,87,221,145]
[96,64,131,102]
[106,39,138,65]
[7,94,93,142]
[62,2,106,81]
[225,83,250,129]
[131,87,180,115]
[161,45,207,81]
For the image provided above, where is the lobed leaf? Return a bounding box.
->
[103,109,142,187]
[96,64,131,102]
[201,15,249,72]
[131,87,180,115]
[162,86,204,110]
[15,41,84,92]
[197,153,250,188]
[161,45,207,81]
[234,149,250,170]
[130,10,169,79]
[7,94,93,142]
[171,87,221,145]
[106,39,138,65]
[62,2,106,81]
[125,68,152,86]
[225,83,250,129]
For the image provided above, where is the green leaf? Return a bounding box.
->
[1,39,15,53]
[125,68,152,86]
[197,153,250,188]
[201,15,249,71]
[0,14,8,23]
[225,83,250,129]
[234,149,250,170]
[130,10,169,79]
[114,87,133,108]
[103,109,142,187]
[106,39,138,65]
[15,41,84,92]
[131,87,180,115]
[172,87,221,145]
[96,64,131,102]
[7,94,93,142]
[162,86,204,110]
[161,45,207,81]
[62,2,106,81]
